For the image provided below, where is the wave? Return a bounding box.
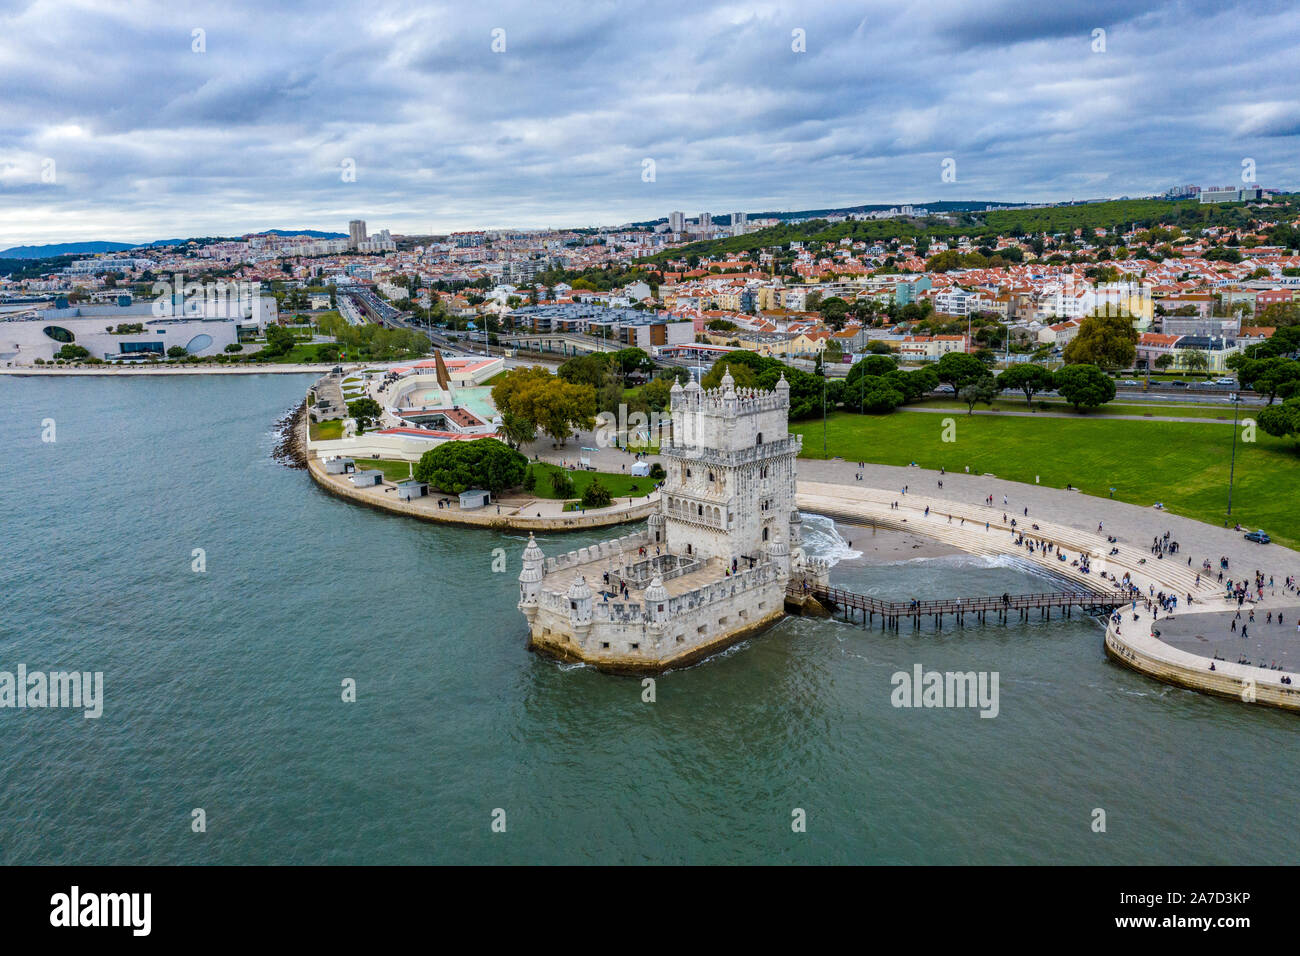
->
[800,513,863,567]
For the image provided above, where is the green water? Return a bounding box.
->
[2,375,1296,864]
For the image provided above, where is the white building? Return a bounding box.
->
[518,370,825,673]
[0,291,275,365]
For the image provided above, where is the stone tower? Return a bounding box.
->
[659,368,800,567]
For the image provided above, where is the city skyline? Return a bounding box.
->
[2,0,1300,246]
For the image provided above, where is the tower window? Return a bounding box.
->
[762,527,769,541]
[756,432,763,445]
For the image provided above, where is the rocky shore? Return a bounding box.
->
[273,400,308,469]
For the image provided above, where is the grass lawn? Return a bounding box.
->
[792,411,1300,549]
[244,342,341,364]
[482,370,510,387]
[354,458,415,482]
[907,398,1243,420]
[528,462,656,501]
[309,419,344,441]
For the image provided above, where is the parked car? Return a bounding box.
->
[1167,380,1188,388]
[1213,377,1238,386]
[1244,529,1271,544]
[934,383,956,394]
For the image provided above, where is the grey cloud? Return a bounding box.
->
[0,0,1297,244]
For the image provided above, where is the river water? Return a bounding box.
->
[3,374,1296,864]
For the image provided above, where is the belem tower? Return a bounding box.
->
[518,369,827,673]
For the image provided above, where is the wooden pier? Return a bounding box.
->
[789,583,1132,630]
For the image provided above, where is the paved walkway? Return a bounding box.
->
[797,458,1299,580]
[520,424,662,474]
[1156,606,1300,672]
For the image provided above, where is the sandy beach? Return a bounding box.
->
[832,521,966,566]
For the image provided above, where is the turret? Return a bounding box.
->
[768,533,791,579]
[788,509,803,553]
[568,575,594,645]
[774,372,790,409]
[648,510,666,546]
[644,576,669,627]
[518,533,545,623]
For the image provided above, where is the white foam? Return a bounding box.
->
[801,513,863,567]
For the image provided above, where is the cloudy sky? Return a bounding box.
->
[1,0,1298,246]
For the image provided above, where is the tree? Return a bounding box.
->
[1062,313,1138,368]
[819,296,850,330]
[997,363,1054,407]
[1054,364,1116,410]
[347,397,382,429]
[856,378,905,413]
[557,352,613,388]
[1231,356,1300,404]
[1257,398,1300,448]
[581,478,612,509]
[224,343,243,353]
[498,411,537,450]
[492,366,597,445]
[539,379,597,445]
[413,438,526,494]
[1154,353,1174,370]
[56,344,90,360]
[959,374,997,415]
[263,323,297,358]
[698,352,824,418]
[167,345,188,359]
[1258,301,1300,328]
[548,469,574,499]
[845,354,898,386]
[1176,349,1210,376]
[934,351,988,389]
[1241,325,1300,360]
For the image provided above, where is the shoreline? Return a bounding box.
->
[0,364,337,376]
[299,413,660,533]
[826,520,965,566]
